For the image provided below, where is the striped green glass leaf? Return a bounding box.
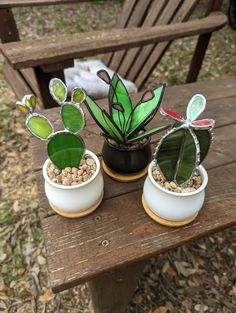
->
[109,73,132,131]
[26,114,53,140]
[49,78,67,104]
[156,128,197,184]
[47,132,85,170]
[127,84,165,137]
[61,103,85,133]
[127,125,169,143]
[84,95,124,142]
[194,129,211,164]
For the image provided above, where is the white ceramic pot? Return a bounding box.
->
[143,161,208,225]
[42,150,104,218]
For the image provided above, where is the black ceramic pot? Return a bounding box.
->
[102,138,152,174]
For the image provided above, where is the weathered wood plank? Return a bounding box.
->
[0,12,227,69]
[30,77,236,170]
[42,162,236,292]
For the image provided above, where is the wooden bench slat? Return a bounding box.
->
[42,162,236,292]
[129,0,199,84]
[0,12,227,69]
[118,0,183,78]
[108,0,154,71]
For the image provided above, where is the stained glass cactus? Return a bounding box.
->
[154,94,215,185]
[84,70,169,146]
[16,79,86,170]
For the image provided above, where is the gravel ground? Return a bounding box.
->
[0,1,236,313]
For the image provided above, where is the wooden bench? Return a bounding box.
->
[0,0,227,108]
[31,77,236,312]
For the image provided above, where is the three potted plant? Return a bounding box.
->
[17,78,104,218]
[142,94,215,227]
[84,70,169,182]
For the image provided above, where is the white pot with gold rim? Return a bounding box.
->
[42,150,104,218]
[142,161,208,227]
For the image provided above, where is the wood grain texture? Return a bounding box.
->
[42,162,236,292]
[0,0,83,8]
[0,12,227,69]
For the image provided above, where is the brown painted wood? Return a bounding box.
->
[186,0,224,83]
[30,77,236,170]
[0,8,19,43]
[42,162,236,293]
[0,0,83,8]
[0,12,227,69]
[88,261,146,313]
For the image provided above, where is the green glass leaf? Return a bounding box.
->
[71,88,85,104]
[186,94,206,121]
[127,84,165,137]
[26,114,53,140]
[49,78,67,104]
[194,129,211,164]
[61,103,85,133]
[101,110,124,142]
[47,132,85,170]
[175,129,197,185]
[84,95,124,143]
[109,73,132,131]
[155,128,197,184]
[127,125,169,143]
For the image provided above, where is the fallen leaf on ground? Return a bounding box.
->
[39,290,55,302]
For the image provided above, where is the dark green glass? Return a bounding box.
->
[61,104,84,133]
[175,130,197,184]
[85,96,124,142]
[194,129,211,163]
[156,128,197,184]
[109,74,132,131]
[47,132,85,170]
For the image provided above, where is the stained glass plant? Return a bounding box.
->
[155,94,215,185]
[84,70,169,147]
[16,79,86,170]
